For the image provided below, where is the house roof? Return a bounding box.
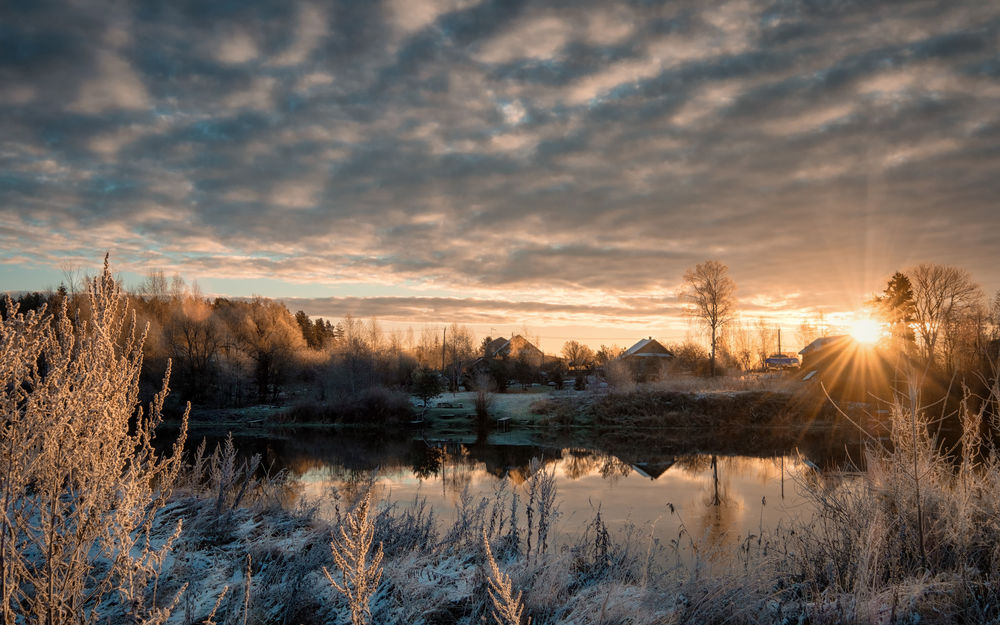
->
[621,337,674,359]
[484,335,542,360]
[484,337,510,356]
[508,335,542,353]
[798,335,851,356]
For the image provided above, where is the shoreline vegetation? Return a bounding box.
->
[170,382,873,464]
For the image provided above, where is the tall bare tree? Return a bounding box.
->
[443,323,476,391]
[682,260,737,376]
[907,264,982,367]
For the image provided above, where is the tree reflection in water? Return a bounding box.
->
[176,431,824,562]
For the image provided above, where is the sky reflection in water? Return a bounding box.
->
[288,437,820,555]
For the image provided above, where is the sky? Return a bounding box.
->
[1,0,999,352]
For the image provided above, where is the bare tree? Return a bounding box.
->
[682,260,737,376]
[163,295,223,403]
[755,318,776,369]
[907,264,983,367]
[726,320,755,372]
[415,325,442,369]
[227,297,306,402]
[941,301,987,373]
[561,340,595,368]
[594,344,624,366]
[445,323,475,391]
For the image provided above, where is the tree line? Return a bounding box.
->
[5,260,998,411]
[3,273,471,410]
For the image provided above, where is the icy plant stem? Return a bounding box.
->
[908,382,927,570]
[323,491,384,625]
[483,527,527,625]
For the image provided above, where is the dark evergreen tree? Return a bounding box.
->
[411,366,444,412]
[294,310,318,348]
[874,272,916,345]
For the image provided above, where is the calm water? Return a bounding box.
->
[182,429,854,555]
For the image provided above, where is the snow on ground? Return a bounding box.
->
[436,389,557,420]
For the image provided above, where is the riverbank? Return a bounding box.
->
[170,383,871,460]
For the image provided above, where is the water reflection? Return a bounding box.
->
[189,430,828,553]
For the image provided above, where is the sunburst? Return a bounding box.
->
[847,316,882,345]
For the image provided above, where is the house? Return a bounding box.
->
[483,334,544,368]
[618,337,674,382]
[799,335,852,362]
[622,337,673,359]
[464,334,546,388]
[798,335,897,402]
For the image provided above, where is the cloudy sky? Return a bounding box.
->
[1,0,998,350]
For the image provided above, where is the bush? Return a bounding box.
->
[284,387,413,425]
[0,258,189,623]
[603,359,635,391]
[668,341,712,376]
[354,386,413,424]
[283,401,340,423]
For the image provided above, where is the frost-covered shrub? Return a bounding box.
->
[0,257,189,625]
[325,491,384,625]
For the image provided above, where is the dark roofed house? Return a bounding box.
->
[618,337,674,382]
[467,334,545,376]
[464,334,546,391]
[799,335,852,359]
[483,336,510,359]
[798,335,897,402]
[491,335,544,368]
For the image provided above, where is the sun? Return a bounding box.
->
[847,316,882,345]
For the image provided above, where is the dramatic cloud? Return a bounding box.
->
[1,0,998,348]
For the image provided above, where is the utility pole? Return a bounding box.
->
[441,327,447,372]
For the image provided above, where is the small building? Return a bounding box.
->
[485,335,544,368]
[798,335,897,402]
[466,334,545,371]
[764,354,800,370]
[799,334,849,355]
[618,337,674,382]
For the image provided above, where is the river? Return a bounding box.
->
[180,427,860,560]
